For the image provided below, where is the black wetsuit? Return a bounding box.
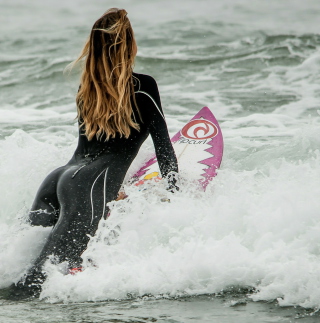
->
[14,73,178,296]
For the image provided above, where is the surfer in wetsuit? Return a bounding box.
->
[10,8,178,298]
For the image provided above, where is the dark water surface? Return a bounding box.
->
[1,295,320,323]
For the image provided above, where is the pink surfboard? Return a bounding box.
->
[131,107,223,191]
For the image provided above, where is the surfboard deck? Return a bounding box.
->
[131,107,223,191]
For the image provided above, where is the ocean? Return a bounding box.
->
[1,0,320,321]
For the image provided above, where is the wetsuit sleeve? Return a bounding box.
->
[142,77,179,190]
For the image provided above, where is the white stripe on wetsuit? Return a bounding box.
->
[135,90,165,120]
[101,167,108,220]
[90,167,108,224]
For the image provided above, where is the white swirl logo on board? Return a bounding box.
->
[181,119,218,140]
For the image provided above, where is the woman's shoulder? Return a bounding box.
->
[133,72,156,81]
[133,72,158,92]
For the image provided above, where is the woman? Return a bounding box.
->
[10,8,178,298]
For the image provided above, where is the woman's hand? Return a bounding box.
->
[116,191,128,201]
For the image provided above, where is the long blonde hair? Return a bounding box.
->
[71,8,139,140]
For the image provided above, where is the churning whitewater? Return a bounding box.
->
[1,0,320,311]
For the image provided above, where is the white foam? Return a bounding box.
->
[0,105,75,124]
[38,146,320,305]
[0,104,319,307]
[1,123,318,307]
[0,130,75,224]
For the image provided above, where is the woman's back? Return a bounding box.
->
[73,72,177,178]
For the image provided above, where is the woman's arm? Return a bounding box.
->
[138,76,179,191]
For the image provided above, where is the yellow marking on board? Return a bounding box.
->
[144,172,159,180]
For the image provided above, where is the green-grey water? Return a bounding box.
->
[1,0,320,321]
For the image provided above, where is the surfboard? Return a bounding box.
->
[131,107,223,191]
